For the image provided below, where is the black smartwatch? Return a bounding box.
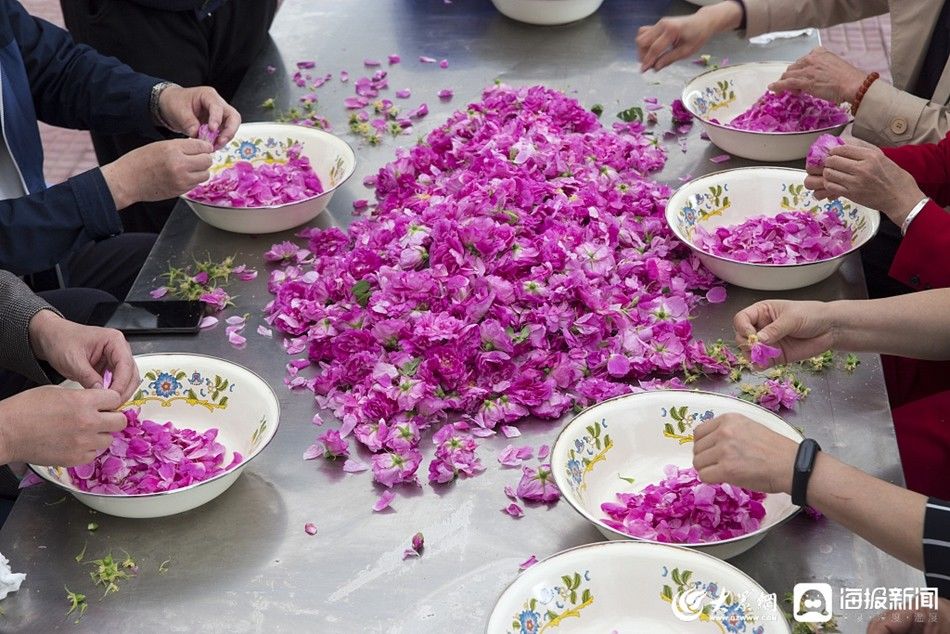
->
[791,438,821,507]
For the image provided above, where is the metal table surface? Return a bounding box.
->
[0,1,923,632]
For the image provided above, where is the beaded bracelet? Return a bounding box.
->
[851,71,880,115]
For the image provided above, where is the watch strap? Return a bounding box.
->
[791,438,821,507]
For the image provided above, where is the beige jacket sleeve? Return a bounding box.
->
[744,0,889,38]
[853,80,950,146]
[0,271,56,385]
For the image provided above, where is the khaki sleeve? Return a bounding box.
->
[744,0,889,38]
[0,271,58,385]
[853,80,950,146]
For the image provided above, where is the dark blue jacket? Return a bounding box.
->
[0,1,161,275]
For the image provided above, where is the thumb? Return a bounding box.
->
[70,357,106,390]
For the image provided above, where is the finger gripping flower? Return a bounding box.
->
[806,133,846,169]
[747,334,782,366]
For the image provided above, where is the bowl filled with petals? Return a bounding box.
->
[551,390,802,560]
[182,122,356,234]
[682,61,852,161]
[30,353,279,518]
[666,167,880,291]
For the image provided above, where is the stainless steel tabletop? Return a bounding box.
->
[0,1,922,632]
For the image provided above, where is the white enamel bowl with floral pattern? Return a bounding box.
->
[666,167,880,291]
[30,353,280,518]
[487,541,791,633]
[181,122,356,234]
[682,61,852,161]
[551,390,802,560]
[490,0,604,25]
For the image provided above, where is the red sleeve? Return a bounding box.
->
[882,134,950,206]
[889,201,950,290]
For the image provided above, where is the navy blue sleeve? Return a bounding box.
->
[924,498,950,598]
[6,1,161,134]
[0,167,120,275]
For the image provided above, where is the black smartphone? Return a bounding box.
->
[88,300,205,335]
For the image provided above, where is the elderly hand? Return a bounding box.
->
[158,85,241,149]
[100,138,213,209]
[636,2,743,71]
[28,310,140,402]
[867,599,950,633]
[733,299,837,365]
[0,386,126,467]
[769,47,867,104]
[693,413,798,493]
[804,144,927,226]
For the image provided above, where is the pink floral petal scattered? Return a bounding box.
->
[297,60,316,69]
[438,59,449,69]
[18,471,43,489]
[340,70,349,82]
[364,59,381,67]
[265,65,276,74]
[257,325,273,337]
[519,555,538,570]
[199,316,219,329]
[503,503,525,518]
[500,425,521,438]
[705,286,727,304]
[343,457,369,473]
[419,56,436,63]
[437,89,453,101]
[388,54,401,65]
[537,444,550,461]
[304,522,318,535]
[504,485,517,500]
[226,315,246,326]
[373,489,396,512]
[395,88,412,99]
[710,153,731,164]
[228,330,247,348]
[149,287,168,299]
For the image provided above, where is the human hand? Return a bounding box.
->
[28,310,140,402]
[0,386,126,466]
[692,413,798,494]
[100,138,213,209]
[734,300,837,365]
[636,2,742,71]
[867,599,950,633]
[768,47,867,104]
[158,85,241,148]
[807,144,927,226]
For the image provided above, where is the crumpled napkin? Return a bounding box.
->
[0,553,25,599]
[750,28,815,45]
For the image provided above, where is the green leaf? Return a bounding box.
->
[570,590,577,604]
[672,568,682,585]
[218,396,229,407]
[352,280,373,307]
[681,570,692,584]
[573,572,581,588]
[618,474,636,484]
[663,423,675,435]
[561,575,573,588]
[175,371,186,380]
[616,106,643,123]
[662,584,673,601]
[512,621,521,630]
[590,104,604,117]
[144,371,157,381]
[582,588,591,603]
[677,420,686,433]
[186,389,198,400]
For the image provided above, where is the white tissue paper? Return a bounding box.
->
[0,553,25,599]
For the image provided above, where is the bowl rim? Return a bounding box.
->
[550,388,803,549]
[180,121,358,211]
[487,540,791,631]
[681,61,855,136]
[29,352,281,500]
[666,166,880,269]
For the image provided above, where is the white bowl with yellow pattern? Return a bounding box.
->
[487,541,791,633]
[666,167,880,291]
[182,122,356,234]
[30,353,280,519]
[551,390,802,560]
[682,61,852,161]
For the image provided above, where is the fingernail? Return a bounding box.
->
[92,382,103,390]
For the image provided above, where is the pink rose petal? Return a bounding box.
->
[199,316,219,329]
[257,325,273,337]
[373,489,396,512]
[343,457,369,473]
[503,503,525,518]
[500,425,521,438]
[304,522,318,535]
[419,56,436,64]
[519,555,538,570]
[705,286,727,304]
[709,154,732,164]
[149,287,168,299]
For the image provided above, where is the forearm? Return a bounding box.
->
[806,452,926,569]
[854,81,950,147]
[743,0,888,38]
[0,272,57,385]
[828,291,950,359]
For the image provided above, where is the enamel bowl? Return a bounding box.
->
[490,0,604,25]
[666,167,880,290]
[682,61,852,161]
[182,122,356,234]
[551,390,802,560]
[30,353,280,519]
[487,541,791,633]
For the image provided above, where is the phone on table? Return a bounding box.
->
[88,300,205,335]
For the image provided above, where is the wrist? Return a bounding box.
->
[888,189,927,228]
[100,162,135,210]
[0,414,12,466]
[153,82,181,130]
[27,309,62,362]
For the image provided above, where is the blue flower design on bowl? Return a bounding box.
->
[149,372,181,397]
[189,371,202,385]
[238,140,258,160]
[518,610,541,633]
[721,602,747,633]
[823,198,845,220]
[567,458,582,486]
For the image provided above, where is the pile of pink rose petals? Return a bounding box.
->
[601,465,766,543]
[264,84,733,492]
[187,144,323,207]
[693,210,852,264]
[806,133,846,169]
[727,91,850,133]
[67,408,242,495]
